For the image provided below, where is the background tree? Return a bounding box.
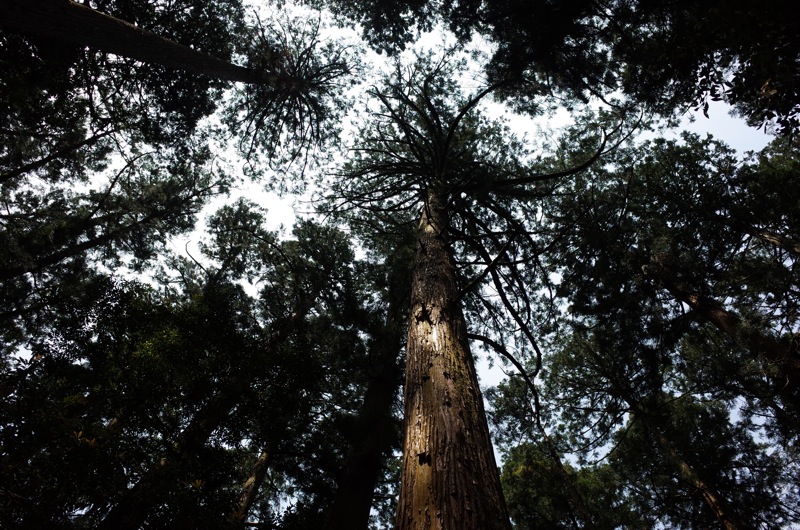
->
[484,122,799,528]
[1,0,351,153]
[311,0,800,133]
[0,200,403,529]
[546,129,800,435]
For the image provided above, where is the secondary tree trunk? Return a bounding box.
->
[396,188,511,530]
[98,312,304,530]
[326,314,403,530]
[231,451,271,524]
[643,256,800,392]
[1,0,266,84]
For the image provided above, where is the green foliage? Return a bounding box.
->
[0,138,228,350]
[225,14,358,181]
[485,124,800,528]
[304,0,434,54]
[3,1,799,528]
[501,443,647,530]
[314,0,800,132]
[0,205,403,528]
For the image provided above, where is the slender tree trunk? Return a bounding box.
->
[1,0,266,84]
[643,257,800,390]
[396,188,511,530]
[230,451,272,524]
[98,313,304,530]
[326,317,403,530]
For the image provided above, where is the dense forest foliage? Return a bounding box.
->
[1,1,798,529]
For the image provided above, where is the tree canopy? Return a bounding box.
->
[1,1,798,529]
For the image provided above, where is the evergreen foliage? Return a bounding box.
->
[1,1,798,529]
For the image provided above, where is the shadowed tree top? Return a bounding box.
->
[1,0,355,180]
[310,0,800,133]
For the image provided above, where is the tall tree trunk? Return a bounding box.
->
[1,0,266,84]
[326,317,404,530]
[396,188,511,530]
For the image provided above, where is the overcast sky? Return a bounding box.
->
[672,100,773,155]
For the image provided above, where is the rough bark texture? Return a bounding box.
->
[1,0,264,84]
[396,189,511,530]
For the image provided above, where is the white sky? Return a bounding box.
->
[670,99,772,154]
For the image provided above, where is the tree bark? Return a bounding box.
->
[710,212,800,257]
[748,228,800,257]
[1,0,266,84]
[396,188,511,530]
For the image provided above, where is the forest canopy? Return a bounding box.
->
[1,1,798,529]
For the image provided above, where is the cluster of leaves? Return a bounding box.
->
[224,13,358,181]
[487,127,800,528]
[1,203,403,528]
[314,0,800,133]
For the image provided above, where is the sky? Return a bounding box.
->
[670,99,772,155]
